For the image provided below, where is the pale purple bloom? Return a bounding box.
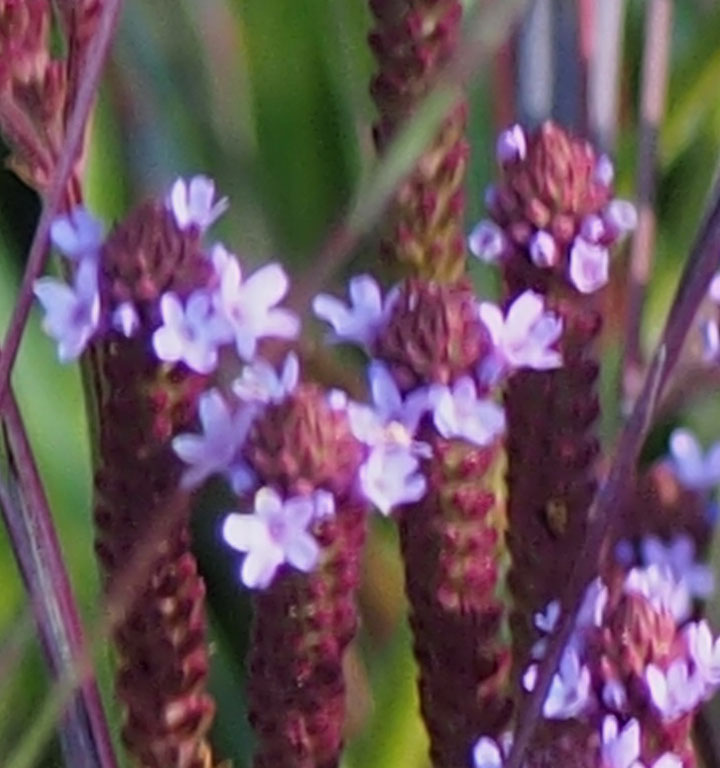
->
[529,230,558,268]
[580,214,606,244]
[153,290,228,373]
[624,564,690,622]
[651,755,683,768]
[50,207,104,261]
[601,716,640,768]
[327,388,349,411]
[33,258,100,362]
[684,620,720,692]
[172,388,256,492]
[167,175,229,232]
[542,646,592,719]
[478,291,562,383]
[472,737,503,768]
[646,660,704,721]
[641,534,714,601]
[602,680,628,712]
[531,599,561,659]
[214,258,299,361]
[222,486,320,589]
[359,446,427,516]
[701,319,719,362]
[605,199,638,237]
[430,377,505,447]
[594,154,615,187]
[668,428,720,490]
[709,271,720,304]
[496,124,527,164]
[577,577,609,629]
[569,237,609,293]
[468,220,507,264]
[232,353,299,405]
[111,301,140,338]
[312,489,336,520]
[313,274,394,348]
[348,362,430,456]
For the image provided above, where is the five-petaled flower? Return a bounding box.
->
[33,258,101,362]
[641,534,714,603]
[430,377,505,447]
[359,446,427,516]
[222,486,321,589]
[50,206,104,262]
[167,175,229,232]
[172,388,256,493]
[233,353,299,405]
[213,258,299,361]
[668,428,720,491]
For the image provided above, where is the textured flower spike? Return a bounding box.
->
[237,372,368,768]
[369,0,469,281]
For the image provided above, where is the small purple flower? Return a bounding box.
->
[312,489,336,520]
[641,534,714,601]
[684,620,720,692]
[651,755,683,768]
[214,258,299,361]
[430,377,505,447]
[50,207,104,261]
[577,577,609,629]
[604,199,638,237]
[594,154,615,187]
[541,646,592,719]
[111,301,140,338]
[624,564,689,622]
[709,271,720,304]
[478,290,562,382]
[468,220,507,264]
[580,214,606,244]
[313,274,394,348]
[33,258,100,362]
[348,361,430,455]
[668,428,720,491]
[472,737,503,768]
[222,486,320,589]
[172,388,256,492]
[531,599,561,659]
[359,446,426,516]
[153,290,229,373]
[167,175,229,232]
[701,319,719,362]
[601,716,640,768]
[232,353,299,405]
[602,680,628,712]
[529,230,558,268]
[568,237,609,293]
[646,660,704,721]
[496,124,527,165]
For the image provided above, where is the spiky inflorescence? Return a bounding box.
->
[243,385,366,768]
[375,279,512,767]
[93,202,218,768]
[368,0,468,282]
[491,122,612,686]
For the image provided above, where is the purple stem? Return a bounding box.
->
[0,0,123,412]
[622,0,673,400]
[1,390,116,768]
[505,170,720,768]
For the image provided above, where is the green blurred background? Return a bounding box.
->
[3,0,720,765]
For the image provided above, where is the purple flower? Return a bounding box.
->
[430,377,505,447]
[641,534,714,601]
[594,154,615,187]
[472,737,503,768]
[522,646,592,719]
[624,564,690,622]
[580,214,606,244]
[468,220,507,264]
[167,175,229,232]
[313,274,394,348]
[50,207,104,261]
[348,362,430,455]
[213,258,299,361]
[222,487,320,589]
[529,230,558,268]
[172,388,256,492]
[577,577,608,630]
[646,660,704,721]
[668,428,720,491]
[701,319,719,362]
[478,290,562,383]
[153,290,229,373]
[602,680,628,712]
[33,258,100,362]
[568,237,609,293]
[604,199,638,237]
[359,446,426,516]
[684,620,720,692]
[496,123,527,164]
[709,271,720,304]
[111,301,140,338]
[232,353,299,405]
[531,600,561,659]
[601,716,640,768]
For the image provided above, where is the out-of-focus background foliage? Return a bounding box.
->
[3,0,720,765]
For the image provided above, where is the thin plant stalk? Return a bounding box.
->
[622,0,674,401]
[505,170,720,768]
